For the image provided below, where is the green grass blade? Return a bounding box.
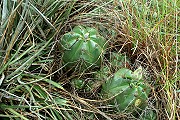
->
[29,2,56,30]
[7,38,52,80]
[6,107,29,120]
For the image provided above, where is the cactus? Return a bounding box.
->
[101,67,150,113]
[71,79,85,90]
[95,66,110,81]
[60,26,107,70]
[140,109,157,120]
[71,78,94,92]
[110,52,130,70]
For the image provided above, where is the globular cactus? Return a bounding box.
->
[71,78,94,92]
[101,67,150,113]
[140,109,157,120]
[60,26,107,70]
[110,52,130,70]
[71,79,85,90]
[94,67,110,81]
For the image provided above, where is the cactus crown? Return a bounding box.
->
[60,26,107,70]
[101,67,150,113]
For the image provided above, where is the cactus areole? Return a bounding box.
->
[101,67,151,113]
[60,26,107,69]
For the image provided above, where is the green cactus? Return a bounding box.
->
[71,79,85,90]
[140,109,157,120]
[110,52,130,70]
[94,66,110,81]
[60,26,107,70]
[101,67,150,113]
[71,78,94,92]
